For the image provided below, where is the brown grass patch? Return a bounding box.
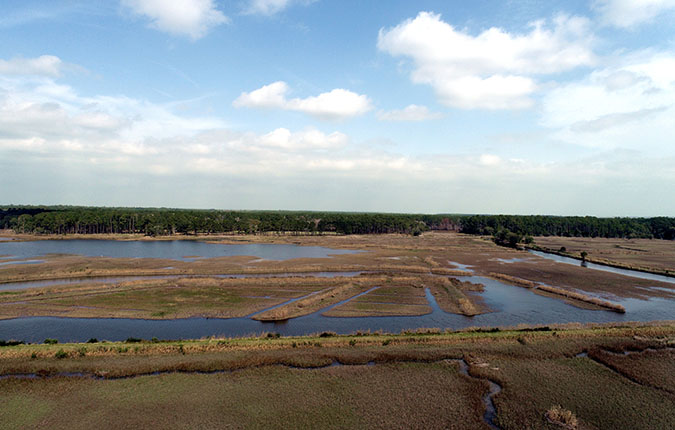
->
[252,283,371,321]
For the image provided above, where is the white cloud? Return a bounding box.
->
[244,0,314,16]
[0,55,62,77]
[479,154,501,166]
[377,12,595,110]
[377,104,442,121]
[232,81,288,109]
[257,127,347,150]
[593,0,675,28]
[233,81,372,120]
[121,0,229,40]
[541,51,675,150]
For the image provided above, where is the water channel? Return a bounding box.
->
[0,240,673,342]
[528,250,675,284]
[1,275,672,343]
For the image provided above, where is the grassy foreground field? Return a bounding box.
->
[0,324,673,429]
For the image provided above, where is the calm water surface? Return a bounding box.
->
[528,250,675,284]
[0,240,360,262]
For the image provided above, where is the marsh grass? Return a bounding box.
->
[535,285,626,313]
[545,405,578,429]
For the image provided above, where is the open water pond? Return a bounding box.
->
[528,250,675,284]
[1,275,672,343]
[0,240,360,262]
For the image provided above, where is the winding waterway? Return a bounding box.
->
[1,276,672,343]
[0,240,673,342]
[528,250,675,284]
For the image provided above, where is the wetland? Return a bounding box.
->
[0,231,673,429]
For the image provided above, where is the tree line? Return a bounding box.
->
[459,215,675,240]
[0,206,673,239]
[0,206,460,236]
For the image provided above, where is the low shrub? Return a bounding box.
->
[545,405,578,429]
[0,339,25,347]
[44,338,58,345]
[54,349,68,359]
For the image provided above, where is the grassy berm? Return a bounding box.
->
[0,324,673,430]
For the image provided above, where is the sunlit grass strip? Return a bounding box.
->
[487,272,538,288]
[536,285,626,313]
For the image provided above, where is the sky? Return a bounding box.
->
[1,0,674,216]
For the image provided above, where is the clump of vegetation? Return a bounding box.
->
[545,405,578,429]
[44,338,58,345]
[492,228,523,248]
[54,349,68,359]
[86,338,98,343]
[125,337,142,343]
[0,339,25,347]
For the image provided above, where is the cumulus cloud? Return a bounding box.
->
[233,81,372,120]
[122,0,229,39]
[593,0,675,28]
[541,51,675,150]
[377,12,595,110]
[0,55,63,77]
[377,104,443,121]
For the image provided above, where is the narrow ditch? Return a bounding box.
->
[451,359,503,430]
[575,346,674,394]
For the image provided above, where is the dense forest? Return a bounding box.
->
[459,215,675,240]
[1,206,673,240]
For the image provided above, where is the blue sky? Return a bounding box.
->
[1,0,674,215]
